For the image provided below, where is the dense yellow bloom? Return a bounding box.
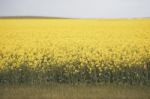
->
[0,19,150,72]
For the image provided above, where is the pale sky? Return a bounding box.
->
[0,0,150,18]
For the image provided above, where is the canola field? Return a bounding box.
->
[0,19,150,85]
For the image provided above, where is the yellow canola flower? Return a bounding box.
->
[0,19,150,73]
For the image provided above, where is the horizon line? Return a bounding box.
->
[0,16,150,19]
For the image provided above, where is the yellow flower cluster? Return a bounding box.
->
[0,19,150,84]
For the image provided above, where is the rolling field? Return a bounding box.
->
[0,19,150,85]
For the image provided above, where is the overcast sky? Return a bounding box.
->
[0,0,150,18]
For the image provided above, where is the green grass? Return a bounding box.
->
[0,84,150,99]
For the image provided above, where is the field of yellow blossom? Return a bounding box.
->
[0,19,150,85]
